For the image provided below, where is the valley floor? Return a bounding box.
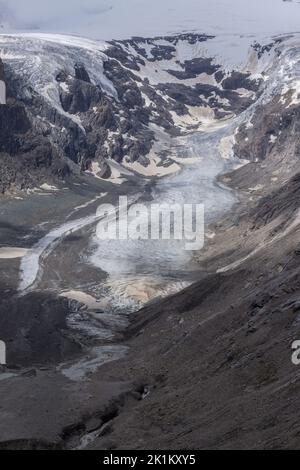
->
[0,143,299,449]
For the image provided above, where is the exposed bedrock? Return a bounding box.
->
[235,97,300,164]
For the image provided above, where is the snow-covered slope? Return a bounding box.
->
[2,0,300,41]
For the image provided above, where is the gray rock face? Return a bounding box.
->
[74,63,91,83]
[234,93,300,164]
[0,59,6,105]
[0,58,4,81]
[167,58,220,79]
[222,71,261,91]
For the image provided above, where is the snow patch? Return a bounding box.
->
[219,134,236,160]
[0,247,29,259]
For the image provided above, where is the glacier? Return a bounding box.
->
[1,0,300,41]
